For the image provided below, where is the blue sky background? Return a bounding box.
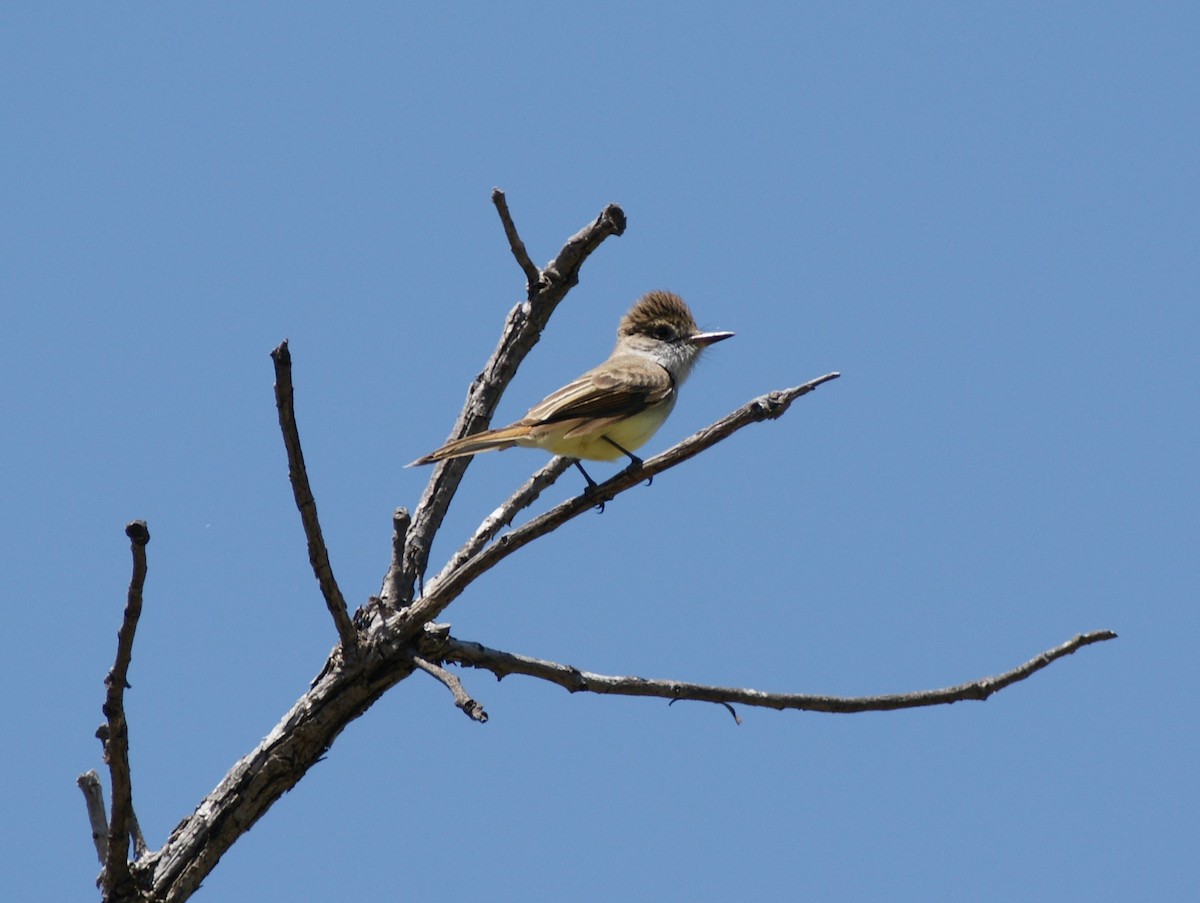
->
[4,4,1196,901]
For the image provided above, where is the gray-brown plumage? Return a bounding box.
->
[409,291,732,467]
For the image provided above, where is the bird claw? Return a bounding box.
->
[573,459,606,512]
[622,457,651,487]
[581,484,606,513]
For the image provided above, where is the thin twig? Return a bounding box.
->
[428,456,574,591]
[541,203,627,291]
[77,770,108,864]
[99,520,150,893]
[437,630,1119,715]
[401,372,840,630]
[271,341,358,652]
[412,655,488,723]
[492,188,541,292]
[398,198,626,604]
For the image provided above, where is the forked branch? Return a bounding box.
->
[397,196,626,604]
[81,195,1115,903]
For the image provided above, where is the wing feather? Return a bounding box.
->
[521,355,674,425]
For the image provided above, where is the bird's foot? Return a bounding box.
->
[603,437,651,486]
[572,460,606,513]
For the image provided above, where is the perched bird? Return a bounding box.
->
[409,291,733,493]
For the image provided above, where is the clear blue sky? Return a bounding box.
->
[4,4,1196,901]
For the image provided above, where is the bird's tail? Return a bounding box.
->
[406,424,531,467]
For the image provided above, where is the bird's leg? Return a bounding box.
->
[601,437,652,486]
[572,459,606,513]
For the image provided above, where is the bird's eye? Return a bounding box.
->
[652,324,674,340]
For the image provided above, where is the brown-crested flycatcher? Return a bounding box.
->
[409,290,733,493]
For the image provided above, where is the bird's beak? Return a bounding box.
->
[691,330,735,347]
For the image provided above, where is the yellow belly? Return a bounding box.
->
[515,400,675,461]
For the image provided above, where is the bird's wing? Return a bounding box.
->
[521,355,674,425]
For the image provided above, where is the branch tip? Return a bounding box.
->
[77,770,108,864]
[491,188,542,290]
[271,342,358,651]
[124,520,150,546]
[412,654,488,723]
[600,203,627,236]
[381,507,412,609]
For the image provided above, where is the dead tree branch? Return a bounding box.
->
[93,199,625,903]
[436,629,1119,714]
[412,654,489,722]
[397,198,626,604]
[134,647,418,902]
[95,520,150,899]
[271,340,358,651]
[428,456,574,591]
[380,507,411,609]
[399,372,841,631]
[492,187,541,289]
[115,365,837,903]
[80,195,1116,903]
[77,770,108,865]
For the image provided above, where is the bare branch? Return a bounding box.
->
[271,340,358,652]
[437,630,1119,715]
[89,195,1116,902]
[139,650,419,901]
[126,207,628,899]
[379,507,410,608]
[412,654,489,723]
[400,372,841,630]
[492,188,541,292]
[428,456,573,591]
[542,203,628,289]
[77,770,108,865]
[398,198,626,604]
[98,520,150,895]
